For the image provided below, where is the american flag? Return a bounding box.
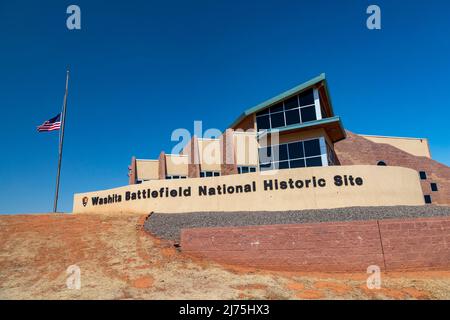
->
[37,113,62,132]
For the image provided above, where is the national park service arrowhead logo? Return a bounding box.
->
[82,196,89,207]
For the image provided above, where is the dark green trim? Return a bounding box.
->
[257,116,346,142]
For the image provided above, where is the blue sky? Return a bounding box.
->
[0,0,449,214]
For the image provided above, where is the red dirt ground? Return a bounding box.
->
[0,213,449,299]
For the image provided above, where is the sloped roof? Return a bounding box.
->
[230,73,334,129]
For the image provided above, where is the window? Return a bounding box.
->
[285,109,300,126]
[300,106,316,123]
[377,161,387,166]
[256,115,270,130]
[165,175,187,179]
[237,166,257,174]
[304,139,321,157]
[298,90,314,105]
[137,179,155,183]
[288,141,304,159]
[274,144,288,161]
[255,89,319,131]
[430,183,438,192]
[419,171,427,180]
[270,111,285,128]
[284,96,299,110]
[305,156,322,167]
[289,159,305,168]
[259,137,325,171]
[200,171,220,178]
[424,195,432,204]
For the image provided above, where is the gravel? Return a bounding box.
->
[144,205,450,242]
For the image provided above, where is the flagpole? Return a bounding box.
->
[53,69,70,213]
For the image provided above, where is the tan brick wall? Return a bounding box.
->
[220,129,238,176]
[335,131,450,206]
[158,152,166,180]
[128,156,136,185]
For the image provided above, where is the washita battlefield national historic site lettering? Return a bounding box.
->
[87,175,364,206]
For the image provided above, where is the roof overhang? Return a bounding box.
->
[257,116,346,143]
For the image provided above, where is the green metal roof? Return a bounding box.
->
[230,73,334,129]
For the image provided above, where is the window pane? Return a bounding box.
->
[285,109,300,126]
[278,161,290,169]
[213,172,220,176]
[270,102,284,113]
[200,172,205,177]
[270,112,285,128]
[300,106,317,123]
[237,167,242,174]
[290,159,305,168]
[249,167,256,172]
[206,172,212,177]
[305,156,322,167]
[288,141,304,159]
[258,147,272,163]
[241,166,249,174]
[284,96,299,110]
[299,89,314,106]
[259,162,273,171]
[304,139,321,157]
[278,144,289,161]
[256,115,270,130]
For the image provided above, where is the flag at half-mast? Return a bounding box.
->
[37,113,62,132]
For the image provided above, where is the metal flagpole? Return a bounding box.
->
[53,69,70,213]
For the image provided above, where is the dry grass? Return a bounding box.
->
[0,213,449,300]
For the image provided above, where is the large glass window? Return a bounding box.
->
[200,171,220,178]
[237,166,257,174]
[256,89,318,131]
[165,175,187,179]
[259,137,325,171]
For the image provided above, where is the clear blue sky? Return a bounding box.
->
[0,0,449,214]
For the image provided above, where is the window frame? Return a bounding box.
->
[255,88,321,131]
[200,171,221,178]
[165,175,187,179]
[419,171,427,180]
[258,137,326,171]
[237,166,257,174]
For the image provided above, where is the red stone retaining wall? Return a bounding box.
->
[181,217,450,272]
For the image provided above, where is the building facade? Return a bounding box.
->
[127,74,449,206]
